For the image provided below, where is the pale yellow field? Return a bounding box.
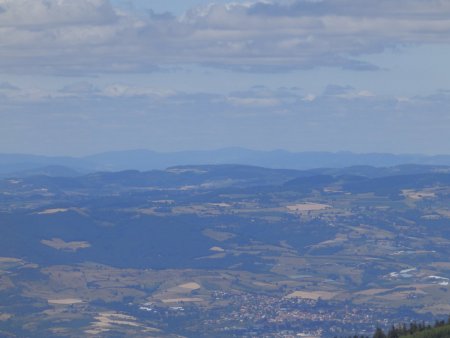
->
[41,238,91,252]
[286,203,331,212]
[95,313,140,327]
[137,208,157,215]
[38,208,69,215]
[402,189,436,200]
[355,288,391,296]
[437,209,450,218]
[0,257,22,263]
[0,313,12,321]
[372,285,429,301]
[48,298,84,305]
[202,229,235,241]
[152,199,174,204]
[312,234,348,247]
[418,304,450,315]
[285,290,337,300]
[85,312,161,335]
[252,281,277,288]
[178,282,201,290]
[209,203,231,207]
[161,297,203,303]
[431,262,450,269]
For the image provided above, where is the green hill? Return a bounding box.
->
[400,324,450,338]
[371,321,450,338]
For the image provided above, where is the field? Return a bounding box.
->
[1,164,450,336]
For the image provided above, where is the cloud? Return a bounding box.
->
[0,80,444,113]
[59,82,99,94]
[2,81,450,154]
[0,0,116,27]
[323,85,354,96]
[247,0,450,18]
[1,0,450,74]
[226,86,304,108]
[0,81,51,101]
[0,81,19,90]
[323,85,375,100]
[101,84,175,98]
[0,81,178,102]
[227,96,281,107]
[0,83,449,156]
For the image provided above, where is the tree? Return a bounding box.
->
[387,325,399,338]
[373,327,387,338]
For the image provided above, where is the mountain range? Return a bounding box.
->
[2,148,450,178]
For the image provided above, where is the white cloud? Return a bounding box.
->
[0,81,19,90]
[0,81,177,102]
[1,0,450,73]
[301,94,316,102]
[101,84,175,98]
[59,82,99,94]
[331,88,376,100]
[0,82,52,101]
[227,96,280,107]
[2,82,450,154]
[0,0,116,27]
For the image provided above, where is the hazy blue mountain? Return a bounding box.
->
[0,154,94,176]
[0,165,84,179]
[85,148,446,171]
[2,148,450,176]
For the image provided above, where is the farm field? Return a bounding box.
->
[1,164,450,337]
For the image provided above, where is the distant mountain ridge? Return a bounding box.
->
[1,148,450,177]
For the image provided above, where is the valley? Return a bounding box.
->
[1,164,450,337]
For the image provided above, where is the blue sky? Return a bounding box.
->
[0,0,450,156]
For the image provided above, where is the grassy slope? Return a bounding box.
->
[400,324,450,338]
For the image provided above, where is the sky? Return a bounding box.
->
[0,0,450,156]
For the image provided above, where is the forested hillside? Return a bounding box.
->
[370,319,450,338]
